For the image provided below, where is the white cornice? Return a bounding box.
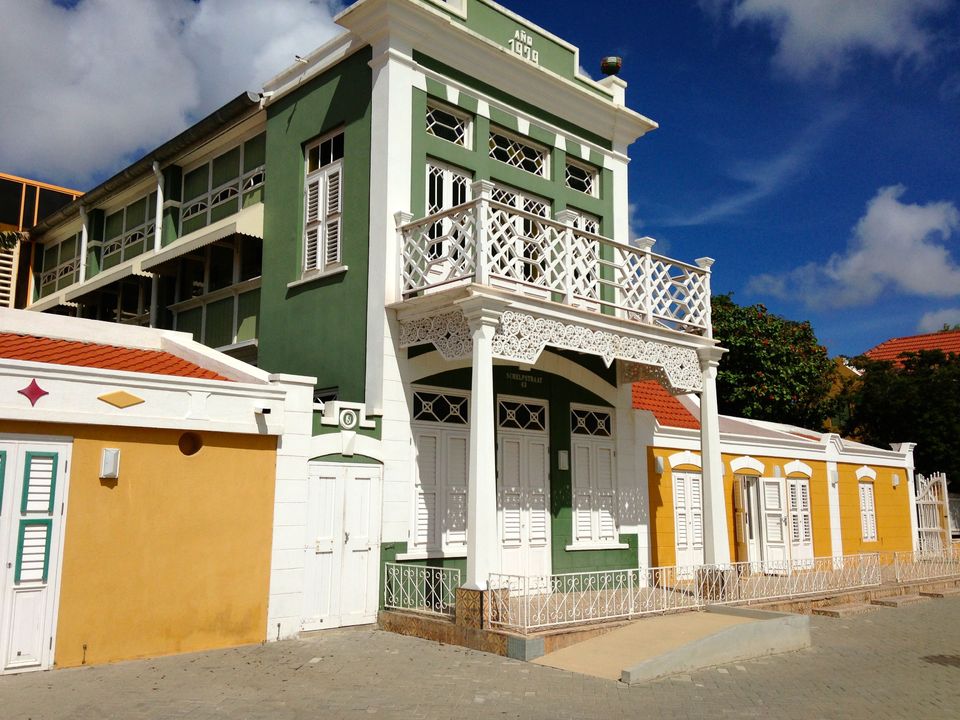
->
[262,32,367,104]
[337,0,656,146]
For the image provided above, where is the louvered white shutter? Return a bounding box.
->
[324,164,342,266]
[304,178,321,271]
[689,474,703,548]
[444,432,468,549]
[675,475,688,550]
[859,482,877,541]
[413,433,440,550]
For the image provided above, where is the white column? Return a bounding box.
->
[826,461,844,559]
[698,346,730,565]
[459,298,505,590]
[892,442,919,552]
[78,205,89,283]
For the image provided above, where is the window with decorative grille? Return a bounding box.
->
[426,102,471,148]
[303,131,344,273]
[565,159,598,196]
[489,129,547,177]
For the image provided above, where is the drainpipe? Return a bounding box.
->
[78,205,89,283]
[149,161,164,327]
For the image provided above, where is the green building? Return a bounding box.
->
[25,0,729,639]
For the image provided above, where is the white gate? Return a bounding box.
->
[301,463,382,631]
[0,437,71,674]
[916,472,950,553]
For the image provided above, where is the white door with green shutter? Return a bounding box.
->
[0,438,71,674]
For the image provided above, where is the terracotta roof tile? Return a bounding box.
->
[0,333,229,381]
[864,329,960,363]
[632,380,700,429]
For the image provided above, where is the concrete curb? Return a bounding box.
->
[620,607,811,685]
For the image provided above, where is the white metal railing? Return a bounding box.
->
[488,554,883,633]
[399,196,712,335]
[881,548,960,584]
[383,563,461,618]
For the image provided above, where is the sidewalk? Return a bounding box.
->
[3,598,959,719]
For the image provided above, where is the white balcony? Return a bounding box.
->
[399,184,713,337]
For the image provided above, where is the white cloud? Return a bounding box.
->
[0,0,342,189]
[703,0,951,79]
[662,109,845,226]
[748,185,960,309]
[918,308,960,333]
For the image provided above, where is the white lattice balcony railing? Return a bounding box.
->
[383,562,461,618]
[398,190,713,336]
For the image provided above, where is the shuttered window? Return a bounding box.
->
[15,451,59,585]
[859,482,877,541]
[303,131,344,274]
[788,478,812,545]
[412,389,469,554]
[570,406,618,546]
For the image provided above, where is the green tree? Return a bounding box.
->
[711,293,835,428]
[843,350,960,484]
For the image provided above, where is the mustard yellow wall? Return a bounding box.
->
[647,447,835,564]
[0,421,278,668]
[837,462,913,554]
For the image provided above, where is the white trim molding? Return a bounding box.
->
[730,455,765,475]
[668,450,701,470]
[784,460,813,478]
[856,465,877,481]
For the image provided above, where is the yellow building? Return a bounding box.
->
[634,381,917,571]
[0,309,313,673]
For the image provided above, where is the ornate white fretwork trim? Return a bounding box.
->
[398,309,703,392]
[398,311,472,360]
[493,311,703,392]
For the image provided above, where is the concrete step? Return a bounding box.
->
[871,595,929,608]
[920,587,960,599]
[812,603,878,618]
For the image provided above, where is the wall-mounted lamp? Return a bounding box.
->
[100,448,120,480]
[655,456,664,474]
[254,405,272,415]
[830,470,839,488]
[773,465,782,478]
[892,474,901,488]
[557,450,569,471]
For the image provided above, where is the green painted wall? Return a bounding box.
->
[414,52,612,152]
[257,47,373,402]
[413,360,636,574]
[412,88,612,229]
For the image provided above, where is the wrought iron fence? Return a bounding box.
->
[383,563,461,618]
[399,196,711,335]
[488,554,883,633]
[886,548,960,583]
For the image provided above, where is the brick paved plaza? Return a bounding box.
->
[4,598,959,720]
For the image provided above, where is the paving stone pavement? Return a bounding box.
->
[4,598,960,720]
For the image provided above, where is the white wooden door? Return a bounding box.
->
[760,478,789,571]
[673,471,704,570]
[497,427,551,578]
[0,439,70,674]
[788,478,813,565]
[302,464,381,631]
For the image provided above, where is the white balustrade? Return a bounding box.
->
[399,198,711,335]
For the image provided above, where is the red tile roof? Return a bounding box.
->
[864,329,960,363]
[632,380,700,429]
[0,333,230,381]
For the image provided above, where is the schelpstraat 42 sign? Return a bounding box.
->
[508,29,539,65]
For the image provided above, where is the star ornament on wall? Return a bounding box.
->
[18,379,49,407]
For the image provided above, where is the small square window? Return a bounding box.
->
[565,160,598,196]
[426,102,471,148]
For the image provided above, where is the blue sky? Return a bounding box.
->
[2,0,959,356]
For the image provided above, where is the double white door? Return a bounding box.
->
[0,438,70,674]
[498,428,551,579]
[302,464,382,631]
[735,476,812,570]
